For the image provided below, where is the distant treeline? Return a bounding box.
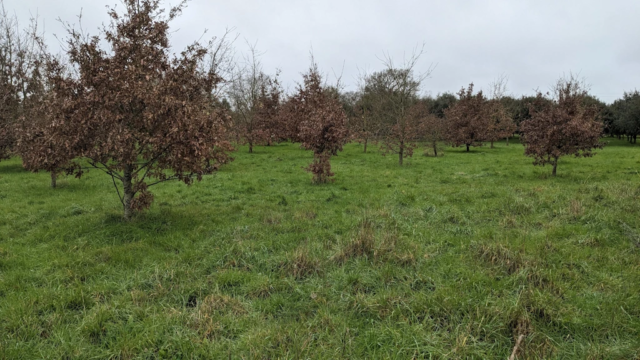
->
[338,89,640,142]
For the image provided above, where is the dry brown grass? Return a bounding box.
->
[191,294,247,340]
[475,243,527,274]
[263,213,282,225]
[569,199,583,218]
[333,219,416,266]
[294,209,317,221]
[283,248,322,280]
[334,219,375,264]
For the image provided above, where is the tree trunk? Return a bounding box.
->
[399,145,404,166]
[490,141,494,149]
[50,171,57,189]
[552,158,558,177]
[466,144,470,152]
[506,137,510,146]
[123,164,134,221]
[363,138,368,153]
[433,142,438,157]
[249,142,253,153]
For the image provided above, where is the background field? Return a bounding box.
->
[1,139,639,359]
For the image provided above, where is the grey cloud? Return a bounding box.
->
[7,0,639,102]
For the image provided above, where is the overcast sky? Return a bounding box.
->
[5,0,640,103]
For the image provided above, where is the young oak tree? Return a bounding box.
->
[227,44,282,152]
[278,93,304,144]
[283,63,348,183]
[363,49,432,165]
[15,55,78,189]
[412,101,446,157]
[485,101,517,148]
[12,18,81,189]
[338,90,367,153]
[366,68,420,164]
[35,0,234,220]
[348,89,380,153]
[347,70,387,154]
[486,76,517,147]
[445,83,491,152]
[0,3,42,161]
[521,75,604,176]
[0,5,18,161]
[257,74,285,145]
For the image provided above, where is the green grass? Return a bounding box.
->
[0,139,639,359]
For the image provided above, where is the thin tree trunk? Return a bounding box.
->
[433,142,438,157]
[490,141,494,149]
[399,145,404,166]
[123,164,134,221]
[50,171,57,189]
[466,144,470,152]
[506,137,510,146]
[363,138,368,153]
[552,158,558,177]
[249,142,253,153]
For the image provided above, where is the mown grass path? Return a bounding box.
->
[1,139,639,359]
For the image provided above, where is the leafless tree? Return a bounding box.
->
[227,42,282,153]
[364,45,434,165]
[412,101,446,157]
[486,75,517,147]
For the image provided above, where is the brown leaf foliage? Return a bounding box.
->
[228,50,283,152]
[349,102,374,151]
[412,101,446,156]
[0,6,43,161]
[521,76,604,175]
[16,59,80,178]
[486,99,517,146]
[282,64,348,183]
[24,0,234,219]
[445,83,491,151]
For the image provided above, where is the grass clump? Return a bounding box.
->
[282,248,322,280]
[334,219,376,263]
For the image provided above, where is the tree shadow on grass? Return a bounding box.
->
[0,162,26,175]
[96,207,207,246]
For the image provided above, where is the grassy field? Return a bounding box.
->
[0,138,639,359]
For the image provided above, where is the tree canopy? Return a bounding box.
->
[25,0,234,219]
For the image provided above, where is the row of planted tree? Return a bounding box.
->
[0,0,609,220]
